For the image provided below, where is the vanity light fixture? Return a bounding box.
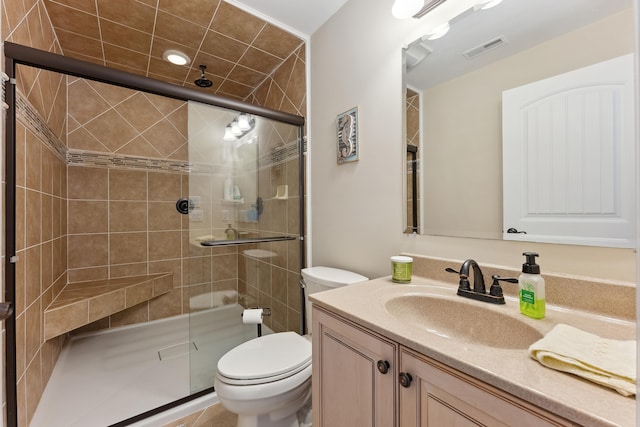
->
[231,121,243,136]
[223,114,255,141]
[425,22,450,40]
[237,113,252,131]
[392,0,424,19]
[162,49,190,66]
[223,126,235,141]
[474,0,504,10]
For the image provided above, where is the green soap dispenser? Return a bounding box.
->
[519,252,545,319]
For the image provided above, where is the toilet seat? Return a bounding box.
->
[217,332,311,386]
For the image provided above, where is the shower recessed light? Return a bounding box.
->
[163,50,190,66]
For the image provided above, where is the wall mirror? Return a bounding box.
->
[402,0,636,247]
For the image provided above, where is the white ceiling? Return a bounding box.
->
[406,0,632,90]
[228,0,350,38]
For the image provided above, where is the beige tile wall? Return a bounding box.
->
[236,153,302,333]
[243,44,306,333]
[14,118,67,426]
[67,78,188,159]
[66,167,189,330]
[3,0,69,424]
[248,44,307,119]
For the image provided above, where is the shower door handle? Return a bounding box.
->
[0,302,13,321]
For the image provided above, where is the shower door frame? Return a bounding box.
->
[3,41,306,427]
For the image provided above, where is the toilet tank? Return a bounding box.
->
[302,267,368,334]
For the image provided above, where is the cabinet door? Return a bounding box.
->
[313,306,397,427]
[399,347,575,427]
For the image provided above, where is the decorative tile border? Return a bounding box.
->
[16,93,67,161]
[260,139,302,169]
[15,91,305,174]
[66,150,195,173]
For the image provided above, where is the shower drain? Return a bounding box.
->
[157,341,198,360]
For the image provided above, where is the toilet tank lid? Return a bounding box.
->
[301,267,368,288]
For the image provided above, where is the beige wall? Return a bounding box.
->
[309,0,637,283]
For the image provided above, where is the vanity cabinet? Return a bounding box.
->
[398,347,575,427]
[312,306,398,426]
[313,306,575,427]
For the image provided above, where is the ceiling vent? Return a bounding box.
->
[462,36,507,59]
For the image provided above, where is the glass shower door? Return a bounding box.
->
[186,100,304,393]
[186,100,260,393]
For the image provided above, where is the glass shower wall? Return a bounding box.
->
[186,100,303,393]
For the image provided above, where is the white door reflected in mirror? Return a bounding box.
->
[502,55,636,248]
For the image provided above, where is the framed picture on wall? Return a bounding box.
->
[337,107,359,164]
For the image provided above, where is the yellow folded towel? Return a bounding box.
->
[528,324,636,397]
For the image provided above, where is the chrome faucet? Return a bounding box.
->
[446,259,515,305]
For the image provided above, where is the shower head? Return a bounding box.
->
[194,65,213,88]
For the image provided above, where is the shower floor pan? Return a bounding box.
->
[30,304,262,427]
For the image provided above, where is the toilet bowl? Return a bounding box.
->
[215,267,368,427]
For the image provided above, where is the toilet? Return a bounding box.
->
[214,266,368,427]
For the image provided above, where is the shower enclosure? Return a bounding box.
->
[4,42,305,426]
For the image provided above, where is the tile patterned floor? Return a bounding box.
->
[162,403,237,427]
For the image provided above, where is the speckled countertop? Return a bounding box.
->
[310,276,636,427]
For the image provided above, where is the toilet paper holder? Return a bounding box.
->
[241,307,272,318]
[242,307,271,337]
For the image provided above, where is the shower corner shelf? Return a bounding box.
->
[43,272,174,340]
[273,185,288,200]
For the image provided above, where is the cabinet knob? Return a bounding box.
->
[376,360,390,374]
[399,372,413,388]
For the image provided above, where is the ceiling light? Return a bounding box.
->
[392,0,424,19]
[425,22,450,40]
[474,0,504,10]
[163,50,190,66]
